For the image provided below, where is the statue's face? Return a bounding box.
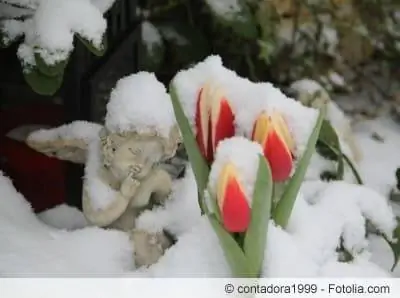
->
[101,131,165,180]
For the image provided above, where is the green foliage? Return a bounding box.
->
[381,217,400,271]
[169,83,210,213]
[204,0,258,40]
[243,155,273,277]
[76,34,108,57]
[34,52,69,77]
[316,120,344,180]
[23,66,64,96]
[273,106,327,228]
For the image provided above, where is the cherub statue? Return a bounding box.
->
[26,72,186,267]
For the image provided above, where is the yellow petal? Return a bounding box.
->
[217,163,237,210]
[270,111,295,152]
[252,112,270,145]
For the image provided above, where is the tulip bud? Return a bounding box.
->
[252,111,294,181]
[217,163,250,233]
[195,82,235,163]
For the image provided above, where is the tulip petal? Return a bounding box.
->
[211,93,235,158]
[222,176,251,233]
[270,111,295,152]
[217,163,250,233]
[195,86,211,162]
[264,130,293,182]
[251,112,269,145]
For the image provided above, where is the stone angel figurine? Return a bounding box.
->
[26,72,186,267]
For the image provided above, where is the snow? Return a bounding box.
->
[1,0,111,66]
[1,55,400,277]
[141,21,163,52]
[204,0,242,20]
[0,171,133,275]
[105,72,176,138]
[38,204,89,230]
[354,118,400,197]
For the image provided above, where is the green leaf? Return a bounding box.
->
[243,155,273,277]
[318,139,363,185]
[316,120,344,180]
[23,66,63,96]
[157,21,209,67]
[273,107,326,228]
[139,21,165,72]
[76,34,107,57]
[382,217,400,271]
[208,214,254,277]
[34,52,69,77]
[168,83,210,213]
[204,0,258,39]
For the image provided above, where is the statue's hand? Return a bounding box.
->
[120,174,140,199]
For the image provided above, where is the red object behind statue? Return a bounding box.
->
[0,104,66,213]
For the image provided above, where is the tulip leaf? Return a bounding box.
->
[76,34,107,57]
[169,83,210,213]
[243,154,273,277]
[318,139,363,185]
[381,217,400,271]
[273,107,326,228]
[208,214,254,277]
[316,120,344,180]
[34,52,69,77]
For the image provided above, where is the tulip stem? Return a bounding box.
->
[272,182,285,207]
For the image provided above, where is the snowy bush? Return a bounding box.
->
[0,0,114,95]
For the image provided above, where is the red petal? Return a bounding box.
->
[222,176,251,233]
[264,130,293,182]
[211,97,235,154]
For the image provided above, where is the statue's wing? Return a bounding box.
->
[26,121,103,164]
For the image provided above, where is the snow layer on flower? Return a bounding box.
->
[208,137,263,205]
[27,121,102,144]
[84,137,118,210]
[172,55,318,159]
[0,171,133,276]
[38,204,89,230]
[105,72,176,138]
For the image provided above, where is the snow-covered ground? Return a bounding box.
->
[1,114,399,278]
[1,56,400,277]
[31,117,399,278]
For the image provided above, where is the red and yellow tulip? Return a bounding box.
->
[217,163,250,233]
[252,111,294,182]
[195,82,235,164]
